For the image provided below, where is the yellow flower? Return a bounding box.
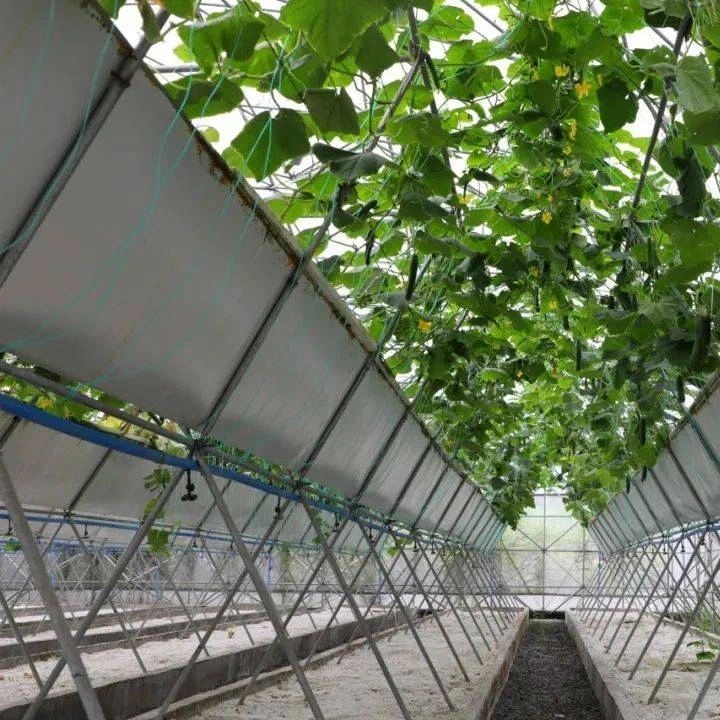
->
[541,210,553,224]
[562,167,572,177]
[563,145,573,156]
[574,79,591,98]
[37,396,53,410]
[418,319,431,332]
[548,299,558,310]
[568,119,577,140]
[554,64,570,78]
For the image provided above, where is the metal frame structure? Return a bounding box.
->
[0,0,495,548]
[0,3,520,718]
[574,372,720,720]
[0,400,521,719]
[498,492,598,612]
[12,4,720,718]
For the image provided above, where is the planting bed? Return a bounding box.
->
[0,607,366,712]
[568,609,720,720]
[0,604,264,635]
[0,606,269,667]
[195,610,524,720]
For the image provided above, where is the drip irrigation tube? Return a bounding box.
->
[0,393,475,551]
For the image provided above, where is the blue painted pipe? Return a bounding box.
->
[0,393,412,542]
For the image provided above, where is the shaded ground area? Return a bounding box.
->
[490,619,603,720]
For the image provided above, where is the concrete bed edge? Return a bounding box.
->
[132,609,531,720]
[468,608,529,720]
[128,611,423,720]
[565,611,641,720]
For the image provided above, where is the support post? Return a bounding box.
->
[196,457,326,720]
[0,455,106,720]
[298,490,414,720]
[356,523,456,711]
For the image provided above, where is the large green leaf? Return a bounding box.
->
[551,11,596,46]
[313,143,387,180]
[443,61,504,101]
[596,78,638,132]
[684,108,720,145]
[703,23,720,50]
[525,80,556,116]
[388,112,453,149]
[640,0,687,18]
[418,6,474,41]
[414,230,465,257]
[355,24,400,77]
[675,56,716,113]
[178,9,265,74]
[280,0,386,62]
[657,260,710,287]
[522,0,557,20]
[274,48,327,102]
[398,192,451,220]
[417,154,455,195]
[155,0,198,19]
[662,216,720,266]
[303,88,360,135]
[675,151,707,218]
[163,77,242,119]
[505,19,563,59]
[230,110,309,179]
[599,0,645,35]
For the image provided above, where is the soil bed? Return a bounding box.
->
[490,619,603,720]
[570,609,720,720]
[0,607,365,707]
[197,610,521,720]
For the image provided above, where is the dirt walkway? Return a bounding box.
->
[490,619,603,720]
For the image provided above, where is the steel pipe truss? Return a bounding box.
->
[576,522,720,720]
[0,451,520,720]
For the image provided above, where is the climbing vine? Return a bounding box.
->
[143,466,175,556]
[81,0,720,526]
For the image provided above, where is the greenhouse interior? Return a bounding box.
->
[2,0,720,718]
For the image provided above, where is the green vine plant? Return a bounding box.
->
[688,638,719,664]
[3,538,22,553]
[387,535,410,557]
[276,540,294,559]
[309,508,333,545]
[0,356,188,456]
[143,466,177,557]
[88,0,720,529]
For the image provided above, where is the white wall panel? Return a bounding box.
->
[0,1,119,252]
[309,369,406,497]
[212,277,366,470]
[0,1,498,544]
[393,449,444,526]
[2,420,106,510]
